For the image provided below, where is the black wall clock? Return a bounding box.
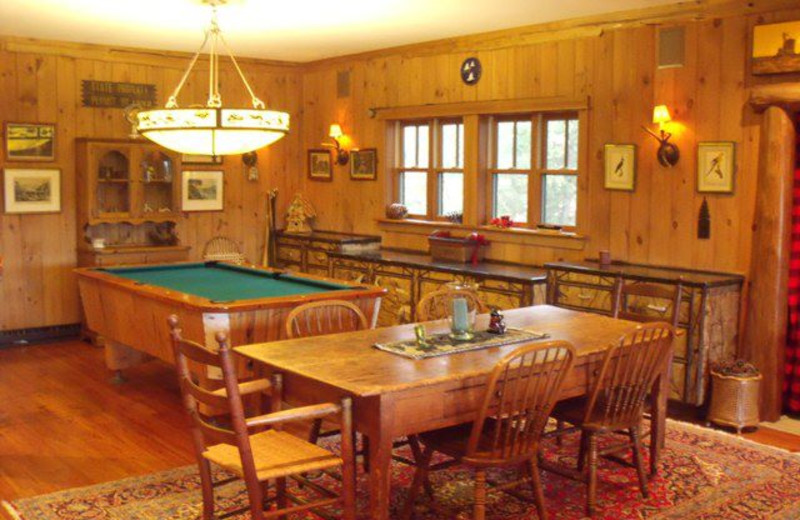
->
[460,57,482,86]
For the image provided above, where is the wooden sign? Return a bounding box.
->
[81,80,157,108]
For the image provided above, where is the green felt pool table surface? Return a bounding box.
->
[102,262,352,302]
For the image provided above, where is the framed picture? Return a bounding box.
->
[182,153,223,165]
[752,20,800,75]
[307,149,332,181]
[697,142,736,194]
[604,144,636,191]
[182,170,224,212]
[4,123,56,162]
[3,168,61,214]
[350,148,377,181]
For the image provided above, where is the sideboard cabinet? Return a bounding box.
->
[546,261,744,406]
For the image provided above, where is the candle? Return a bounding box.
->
[452,298,469,333]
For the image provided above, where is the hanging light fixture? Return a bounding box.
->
[136,0,289,156]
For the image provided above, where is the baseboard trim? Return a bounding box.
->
[0,324,82,347]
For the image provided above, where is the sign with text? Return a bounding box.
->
[81,80,157,108]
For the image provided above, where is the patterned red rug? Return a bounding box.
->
[3,420,800,520]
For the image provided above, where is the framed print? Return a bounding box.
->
[181,153,223,165]
[307,149,332,181]
[350,148,377,181]
[4,168,61,214]
[4,122,56,162]
[752,20,800,75]
[604,144,636,191]
[697,142,736,194]
[182,170,224,211]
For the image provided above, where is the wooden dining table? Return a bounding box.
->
[235,305,670,520]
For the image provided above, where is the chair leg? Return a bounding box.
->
[197,459,215,520]
[341,443,357,520]
[649,425,660,478]
[401,444,434,520]
[527,460,548,520]
[555,420,565,446]
[577,431,589,472]
[309,418,323,444]
[362,434,371,473]
[474,470,487,520]
[276,477,287,520]
[408,435,434,498]
[586,432,598,517]
[630,427,649,498]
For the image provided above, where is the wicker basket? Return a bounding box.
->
[707,370,762,433]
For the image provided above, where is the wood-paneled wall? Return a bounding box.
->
[0,38,303,331]
[298,2,800,272]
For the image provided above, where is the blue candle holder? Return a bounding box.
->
[449,297,475,341]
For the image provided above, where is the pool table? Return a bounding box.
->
[76,262,385,381]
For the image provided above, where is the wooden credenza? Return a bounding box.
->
[275,230,381,277]
[545,261,744,406]
[328,250,548,327]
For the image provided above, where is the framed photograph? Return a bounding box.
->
[181,153,223,165]
[752,20,800,75]
[307,149,332,181]
[697,142,736,194]
[182,170,224,212]
[3,168,61,214]
[350,148,377,181]
[4,122,56,162]
[604,144,636,191]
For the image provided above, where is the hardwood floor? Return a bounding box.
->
[1,339,799,504]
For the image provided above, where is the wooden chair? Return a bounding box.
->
[168,316,356,520]
[612,277,683,328]
[416,286,489,322]
[541,323,675,517]
[203,236,247,264]
[285,299,370,339]
[402,341,576,520]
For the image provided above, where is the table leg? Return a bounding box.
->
[366,398,395,520]
[650,369,668,477]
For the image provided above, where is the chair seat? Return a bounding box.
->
[204,430,342,481]
[551,397,589,426]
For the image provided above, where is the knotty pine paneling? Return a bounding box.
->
[298,6,800,275]
[0,40,303,331]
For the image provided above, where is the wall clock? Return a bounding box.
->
[460,57,482,85]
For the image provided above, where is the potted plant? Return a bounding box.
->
[707,359,762,434]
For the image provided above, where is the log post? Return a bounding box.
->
[742,106,796,421]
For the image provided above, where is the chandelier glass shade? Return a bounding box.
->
[135,5,289,156]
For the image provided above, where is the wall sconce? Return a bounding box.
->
[642,105,680,167]
[323,124,350,166]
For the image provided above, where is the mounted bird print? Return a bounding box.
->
[697,142,735,194]
[604,144,636,191]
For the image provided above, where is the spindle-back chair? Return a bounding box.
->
[416,286,489,321]
[612,278,683,328]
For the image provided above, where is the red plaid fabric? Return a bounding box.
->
[784,119,800,413]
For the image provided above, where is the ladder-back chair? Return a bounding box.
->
[168,316,356,520]
[402,341,576,520]
[542,322,675,517]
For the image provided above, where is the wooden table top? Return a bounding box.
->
[235,305,639,397]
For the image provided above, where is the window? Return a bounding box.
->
[396,119,464,219]
[489,114,579,227]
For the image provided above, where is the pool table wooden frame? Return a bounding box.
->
[76,262,386,380]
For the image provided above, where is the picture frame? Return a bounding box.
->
[697,142,736,194]
[603,144,636,191]
[350,148,378,181]
[4,122,56,162]
[307,149,333,181]
[3,168,61,214]
[752,20,800,75]
[182,170,224,212]
[181,153,223,165]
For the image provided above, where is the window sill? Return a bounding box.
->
[376,218,587,251]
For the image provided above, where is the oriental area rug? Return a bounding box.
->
[4,420,800,520]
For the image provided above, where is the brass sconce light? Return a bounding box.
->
[642,105,680,167]
[323,124,349,166]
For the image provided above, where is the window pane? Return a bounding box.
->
[496,121,515,169]
[401,171,427,215]
[403,126,417,167]
[438,172,463,216]
[493,174,528,222]
[546,119,566,170]
[567,119,579,170]
[418,125,430,168]
[542,174,577,226]
[515,121,532,170]
[458,123,465,168]
[441,123,458,169]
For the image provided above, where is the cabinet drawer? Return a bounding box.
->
[277,245,302,264]
[554,284,614,313]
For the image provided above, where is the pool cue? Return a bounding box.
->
[262,194,271,267]
[268,189,278,267]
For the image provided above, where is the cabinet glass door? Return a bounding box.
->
[96,150,131,216]
[140,150,175,216]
